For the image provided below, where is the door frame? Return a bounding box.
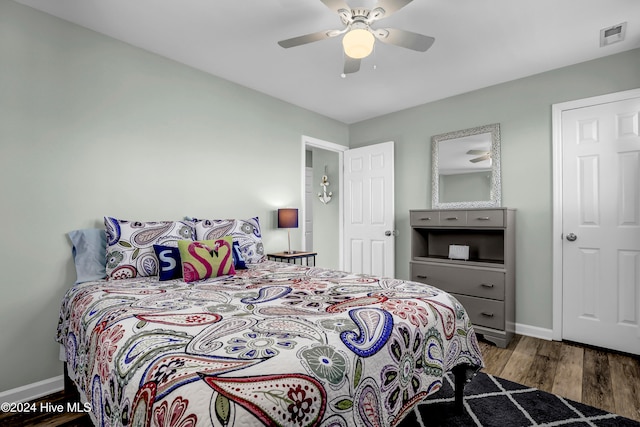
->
[551,87,640,340]
[301,135,349,270]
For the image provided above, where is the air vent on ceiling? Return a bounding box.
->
[600,22,626,47]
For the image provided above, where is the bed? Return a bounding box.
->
[58,217,484,427]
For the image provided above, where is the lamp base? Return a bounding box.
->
[284,229,298,255]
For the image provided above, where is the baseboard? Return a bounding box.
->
[516,323,554,341]
[0,375,64,403]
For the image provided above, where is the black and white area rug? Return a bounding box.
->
[398,372,640,427]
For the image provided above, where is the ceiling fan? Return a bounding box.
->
[277,0,435,75]
[466,149,491,163]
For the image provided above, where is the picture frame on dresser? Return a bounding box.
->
[410,208,515,348]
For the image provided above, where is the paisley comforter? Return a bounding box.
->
[57,260,484,427]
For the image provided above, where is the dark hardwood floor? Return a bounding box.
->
[1,335,638,426]
[479,334,640,422]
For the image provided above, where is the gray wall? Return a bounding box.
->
[0,0,348,392]
[349,47,640,330]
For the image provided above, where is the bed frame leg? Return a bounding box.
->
[452,365,467,414]
[63,363,80,400]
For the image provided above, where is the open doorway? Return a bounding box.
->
[301,136,348,270]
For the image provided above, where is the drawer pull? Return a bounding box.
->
[420,217,432,221]
[476,217,490,220]
[480,283,494,288]
[480,312,494,317]
[416,275,428,279]
[445,217,459,221]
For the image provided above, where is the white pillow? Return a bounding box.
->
[104,217,194,280]
[193,217,265,264]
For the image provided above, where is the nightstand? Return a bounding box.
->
[267,251,317,267]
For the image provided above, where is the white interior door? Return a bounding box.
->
[344,141,395,277]
[559,93,640,355]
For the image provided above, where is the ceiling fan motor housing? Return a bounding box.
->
[350,8,371,21]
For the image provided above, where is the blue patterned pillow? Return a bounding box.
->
[153,244,182,281]
[104,217,195,280]
[231,240,247,269]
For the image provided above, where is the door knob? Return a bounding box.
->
[566,233,577,242]
[385,230,398,237]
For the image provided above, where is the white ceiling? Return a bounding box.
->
[13,0,640,124]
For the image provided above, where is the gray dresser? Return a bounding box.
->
[409,208,515,348]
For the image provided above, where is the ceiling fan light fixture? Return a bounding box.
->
[342,28,375,59]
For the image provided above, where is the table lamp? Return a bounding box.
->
[277,208,298,254]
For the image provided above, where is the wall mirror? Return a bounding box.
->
[431,123,501,208]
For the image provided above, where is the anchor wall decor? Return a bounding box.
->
[318,169,332,204]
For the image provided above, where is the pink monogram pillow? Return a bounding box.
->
[177,237,236,283]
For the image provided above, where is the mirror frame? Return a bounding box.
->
[431,123,502,209]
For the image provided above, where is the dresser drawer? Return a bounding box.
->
[410,262,505,300]
[454,294,505,330]
[439,210,467,226]
[410,211,440,227]
[467,210,504,227]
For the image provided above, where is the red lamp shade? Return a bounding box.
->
[278,208,298,229]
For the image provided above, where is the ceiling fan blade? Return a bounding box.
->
[373,28,435,52]
[370,0,413,20]
[470,154,491,163]
[466,150,489,155]
[343,56,361,74]
[278,29,341,48]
